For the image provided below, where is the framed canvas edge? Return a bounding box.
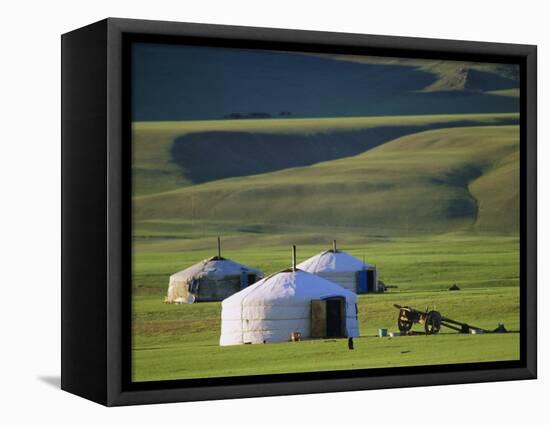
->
[101,17,537,406]
[61,19,110,406]
[109,367,535,407]
[524,44,537,379]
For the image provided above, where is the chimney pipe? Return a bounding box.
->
[333,239,337,253]
[292,245,297,271]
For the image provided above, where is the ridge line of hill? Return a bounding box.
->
[134,125,519,235]
[133,114,519,196]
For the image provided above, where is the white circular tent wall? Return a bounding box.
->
[297,250,378,293]
[220,269,359,346]
[166,256,264,303]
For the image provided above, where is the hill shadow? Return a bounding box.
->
[132,45,519,121]
[170,117,518,184]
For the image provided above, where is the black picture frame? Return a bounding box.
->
[61,17,537,406]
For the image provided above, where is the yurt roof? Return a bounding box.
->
[297,250,371,273]
[222,269,356,309]
[170,256,262,281]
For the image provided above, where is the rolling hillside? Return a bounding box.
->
[134,125,519,235]
[316,54,519,93]
[133,113,518,195]
[132,44,519,121]
[130,46,521,383]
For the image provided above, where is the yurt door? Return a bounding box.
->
[357,270,368,293]
[311,300,327,338]
[311,298,344,338]
[366,270,376,292]
[326,298,344,338]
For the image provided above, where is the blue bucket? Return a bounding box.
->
[378,328,388,337]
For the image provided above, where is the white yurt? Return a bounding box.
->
[220,249,359,346]
[297,241,378,294]
[166,238,263,303]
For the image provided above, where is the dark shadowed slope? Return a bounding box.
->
[132,44,519,121]
[170,117,518,184]
[132,113,519,195]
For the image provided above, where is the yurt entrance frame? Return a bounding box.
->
[311,296,346,338]
[357,267,377,293]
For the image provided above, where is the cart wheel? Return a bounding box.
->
[397,310,413,332]
[425,311,442,335]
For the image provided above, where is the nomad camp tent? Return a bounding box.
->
[219,246,359,346]
[165,238,263,303]
[297,241,378,294]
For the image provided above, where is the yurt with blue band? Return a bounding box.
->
[297,241,378,294]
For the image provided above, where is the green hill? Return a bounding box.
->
[133,45,519,121]
[133,113,518,196]
[134,125,519,235]
[313,54,519,93]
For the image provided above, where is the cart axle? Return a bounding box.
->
[393,304,504,335]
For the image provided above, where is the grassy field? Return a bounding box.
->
[133,289,519,381]
[133,234,519,292]
[487,89,520,98]
[132,234,519,382]
[131,114,520,382]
